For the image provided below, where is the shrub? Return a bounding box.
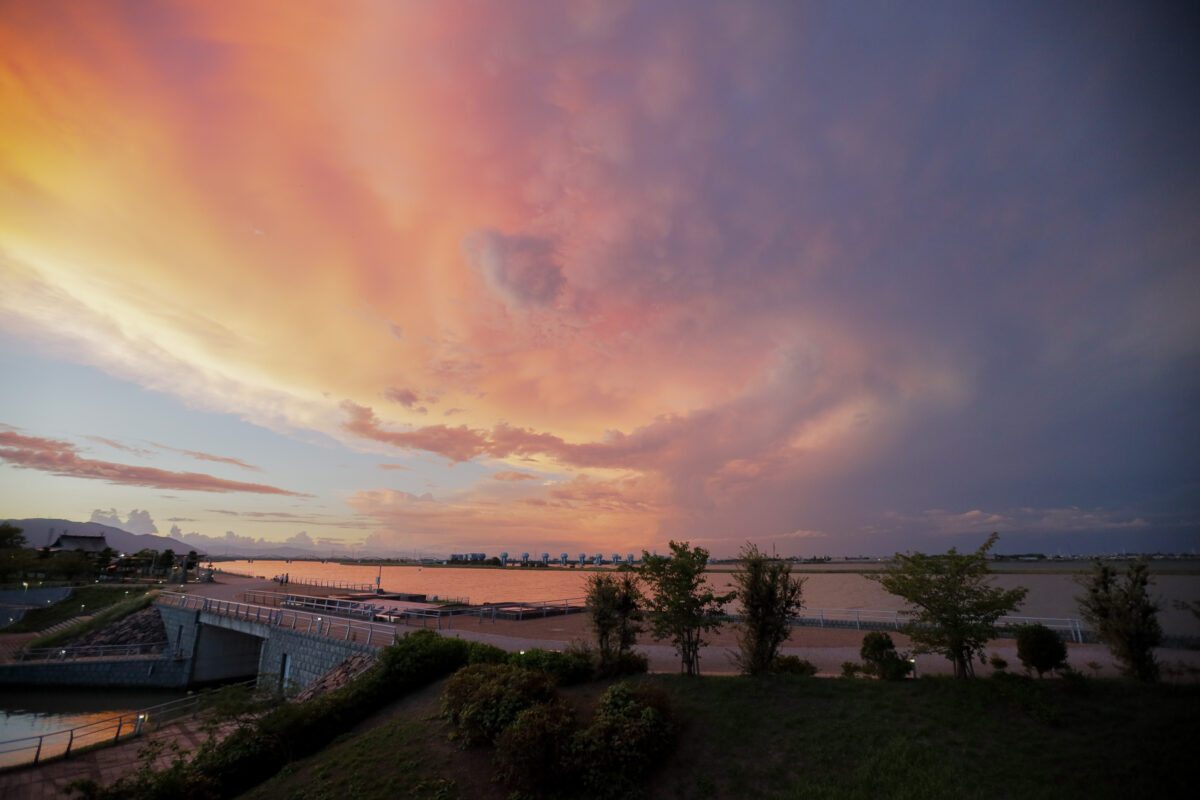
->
[493,700,578,793]
[989,654,1009,673]
[441,662,558,746]
[770,655,818,676]
[464,640,509,664]
[608,649,650,677]
[1015,624,1069,677]
[508,647,594,685]
[859,632,912,681]
[571,681,674,799]
[841,661,863,678]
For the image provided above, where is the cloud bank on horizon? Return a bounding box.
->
[1,1,1197,556]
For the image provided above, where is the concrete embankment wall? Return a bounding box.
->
[258,626,376,691]
[0,656,192,688]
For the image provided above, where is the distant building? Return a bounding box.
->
[49,534,109,554]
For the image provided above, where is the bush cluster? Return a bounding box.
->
[441,662,559,745]
[445,674,674,799]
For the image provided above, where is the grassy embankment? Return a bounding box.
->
[242,672,1199,800]
[5,586,158,648]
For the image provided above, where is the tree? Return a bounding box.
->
[732,542,805,675]
[1015,623,1068,677]
[0,522,26,549]
[586,572,644,673]
[638,541,734,676]
[1076,559,1162,682]
[866,532,1027,678]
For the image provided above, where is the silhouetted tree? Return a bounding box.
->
[586,572,644,673]
[0,522,25,549]
[1077,559,1161,682]
[867,532,1027,678]
[732,542,805,675]
[638,541,734,676]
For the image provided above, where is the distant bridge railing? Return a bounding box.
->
[157,593,398,648]
[0,678,257,769]
[271,576,374,592]
[738,608,1086,643]
[15,641,167,662]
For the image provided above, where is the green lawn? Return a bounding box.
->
[240,673,1199,800]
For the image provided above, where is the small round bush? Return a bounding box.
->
[858,632,912,680]
[494,700,578,792]
[572,681,675,799]
[770,655,818,676]
[1016,623,1068,677]
[441,662,558,745]
[509,647,594,685]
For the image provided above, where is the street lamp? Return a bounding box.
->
[909,657,917,678]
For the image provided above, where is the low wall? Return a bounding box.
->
[0,656,192,688]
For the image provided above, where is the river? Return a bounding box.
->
[220,559,1200,636]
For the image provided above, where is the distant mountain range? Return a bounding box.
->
[2,518,335,559]
[4,518,194,555]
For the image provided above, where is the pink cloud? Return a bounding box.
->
[491,470,539,482]
[384,387,422,408]
[341,402,488,462]
[0,427,309,496]
[150,442,262,472]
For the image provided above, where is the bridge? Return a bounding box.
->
[0,593,397,692]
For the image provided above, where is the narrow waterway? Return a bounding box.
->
[0,687,189,767]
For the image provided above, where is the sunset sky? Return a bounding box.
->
[1,1,1197,558]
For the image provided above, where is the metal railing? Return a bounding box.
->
[478,598,588,622]
[157,593,398,647]
[15,641,167,661]
[0,679,256,769]
[272,577,374,592]
[767,608,1086,643]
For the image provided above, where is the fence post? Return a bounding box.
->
[33,735,42,765]
[115,717,123,742]
[65,729,74,758]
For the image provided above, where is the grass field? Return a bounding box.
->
[239,672,1199,800]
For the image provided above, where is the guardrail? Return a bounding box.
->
[15,641,167,661]
[157,593,398,647]
[0,679,257,769]
[760,608,1086,643]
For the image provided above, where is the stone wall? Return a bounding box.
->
[258,627,376,693]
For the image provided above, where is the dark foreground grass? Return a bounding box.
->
[239,673,1199,800]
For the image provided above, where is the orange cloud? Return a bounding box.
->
[0,426,309,497]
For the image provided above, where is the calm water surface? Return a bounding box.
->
[222,560,1200,635]
[0,688,189,766]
